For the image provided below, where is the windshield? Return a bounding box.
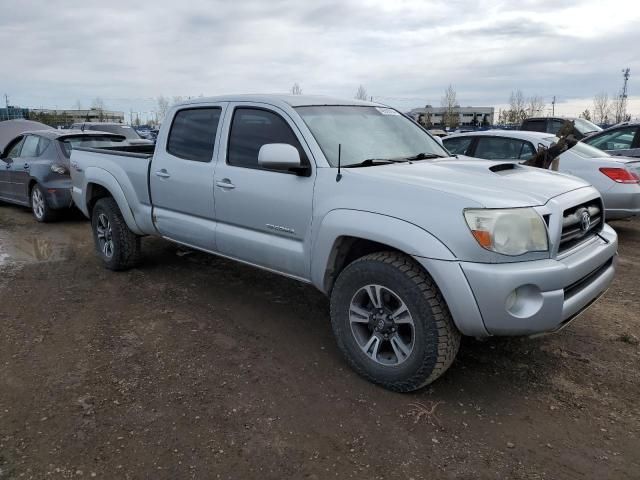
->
[88,124,141,139]
[570,141,609,158]
[59,135,127,158]
[573,118,602,135]
[295,106,450,167]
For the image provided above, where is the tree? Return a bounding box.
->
[441,84,458,129]
[74,100,83,111]
[612,91,627,124]
[355,85,368,101]
[91,97,106,122]
[290,83,303,95]
[592,91,611,124]
[579,109,592,121]
[507,90,526,124]
[526,95,545,118]
[172,96,184,105]
[156,95,170,123]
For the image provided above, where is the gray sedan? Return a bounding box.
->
[0,129,126,221]
[582,121,640,158]
[443,130,640,220]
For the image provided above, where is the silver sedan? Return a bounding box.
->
[443,130,640,220]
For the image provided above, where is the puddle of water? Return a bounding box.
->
[0,228,91,266]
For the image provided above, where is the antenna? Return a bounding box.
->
[336,144,342,182]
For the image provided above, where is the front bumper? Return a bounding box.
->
[417,224,618,337]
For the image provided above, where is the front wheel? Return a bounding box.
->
[31,184,57,222]
[91,197,141,271]
[330,252,461,392]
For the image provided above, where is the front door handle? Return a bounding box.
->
[216,179,236,189]
[155,169,171,178]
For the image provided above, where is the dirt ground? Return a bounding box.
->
[0,204,638,480]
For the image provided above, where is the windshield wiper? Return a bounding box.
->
[403,152,447,160]
[343,158,409,168]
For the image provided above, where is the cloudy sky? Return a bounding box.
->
[1,0,639,120]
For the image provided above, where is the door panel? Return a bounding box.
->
[0,159,13,201]
[12,134,39,203]
[0,137,25,201]
[149,104,226,251]
[214,104,315,279]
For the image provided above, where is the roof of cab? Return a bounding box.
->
[177,94,381,108]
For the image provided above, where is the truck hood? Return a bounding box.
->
[347,156,590,208]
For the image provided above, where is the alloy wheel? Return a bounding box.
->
[96,213,114,259]
[349,284,415,366]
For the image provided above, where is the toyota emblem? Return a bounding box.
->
[580,210,591,232]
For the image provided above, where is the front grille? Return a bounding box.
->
[558,198,603,253]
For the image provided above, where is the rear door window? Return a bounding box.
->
[474,137,526,160]
[442,136,473,155]
[167,108,222,162]
[19,135,40,157]
[522,119,547,132]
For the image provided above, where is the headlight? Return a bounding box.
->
[50,164,67,174]
[464,208,548,256]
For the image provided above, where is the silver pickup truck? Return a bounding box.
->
[70,95,618,392]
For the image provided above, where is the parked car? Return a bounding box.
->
[521,117,602,139]
[70,122,153,145]
[70,95,617,392]
[443,130,640,220]
[581,121,640,158]
[0,129,127,221]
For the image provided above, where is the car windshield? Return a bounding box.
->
[88,124,141,139]
[59,135,127,158]
[295,105,450,167]
[573,118,602,135]
[570,141,610,158]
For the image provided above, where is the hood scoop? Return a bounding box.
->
[489,163,519,173]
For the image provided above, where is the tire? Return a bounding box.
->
[330,251,461,392]
[31,183,57,223]
[91,197,141,271]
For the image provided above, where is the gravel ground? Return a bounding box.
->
[0,204,639,479]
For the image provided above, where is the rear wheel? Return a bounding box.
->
[91,197,141,270]
[31,184,57,222]
[330,252,460,392]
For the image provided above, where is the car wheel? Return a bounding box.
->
[330,251,460,392]
[31,183,57,222]
[91,197,141,271]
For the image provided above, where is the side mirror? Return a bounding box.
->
[258,143,306,174]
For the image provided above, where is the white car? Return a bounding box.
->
[443,130,640,220]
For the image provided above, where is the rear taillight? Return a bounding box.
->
[599,167,640,184]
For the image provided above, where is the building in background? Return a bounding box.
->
[1,106,125,127]
[0,106,30,121]
[30,108,125,125]
[408,105,495,129]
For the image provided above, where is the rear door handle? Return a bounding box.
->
[155,169,171,178]
[216,179,235,189]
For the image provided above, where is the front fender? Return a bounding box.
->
[82,167,144,235]
[310,209,456,292]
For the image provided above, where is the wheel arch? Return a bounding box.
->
[83,168,144,235]
[311,209,456,294]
